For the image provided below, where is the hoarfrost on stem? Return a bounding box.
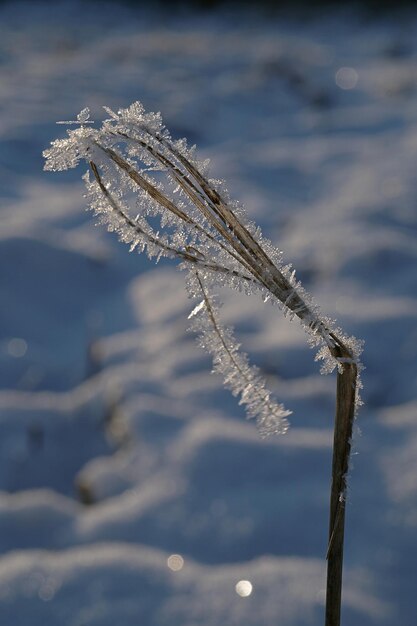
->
[43,101,363,436]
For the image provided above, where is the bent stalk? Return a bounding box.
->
[44,102,363,625]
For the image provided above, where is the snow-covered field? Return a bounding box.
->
[1,1,416,624]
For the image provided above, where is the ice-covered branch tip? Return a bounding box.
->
[44,102,363,435]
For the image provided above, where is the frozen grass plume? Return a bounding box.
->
[44,102,363,626]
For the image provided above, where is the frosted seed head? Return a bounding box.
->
[44,100,364,433]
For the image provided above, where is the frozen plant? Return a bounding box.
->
[44,102,363,626]
[44,103,362,432]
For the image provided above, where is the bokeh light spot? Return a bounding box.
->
[167,554,184,571]
[7,338,28,358]
[235,580,253,597]
[335,67,358,90]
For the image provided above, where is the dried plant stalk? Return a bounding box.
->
[44,103,363,626]
[326,359,358,626]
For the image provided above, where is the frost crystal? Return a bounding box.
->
[43,101,363,435]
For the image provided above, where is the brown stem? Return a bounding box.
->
[325,356,357,626]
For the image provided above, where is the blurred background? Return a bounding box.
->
[0,1,416,624]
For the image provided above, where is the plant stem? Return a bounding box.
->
[325,359,358,626]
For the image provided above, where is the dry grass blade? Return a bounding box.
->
[89,159,254,282]
[44,101,364,626]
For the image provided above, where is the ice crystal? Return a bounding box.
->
[187,271,290,437]
[57,107,94,125]
[43,101,363,435]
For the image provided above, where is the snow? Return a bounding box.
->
[1,1,417,624]
[0,544,387,626]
